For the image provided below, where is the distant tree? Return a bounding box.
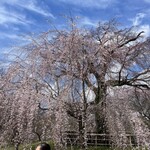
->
[106,86,150,148]
[0,63,39,150]
[130,88,150,128]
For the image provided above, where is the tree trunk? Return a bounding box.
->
[77,80,88,149]
[14,143,20,150]
[78,110,88,150]
[94,79,108,133]
[78,115,84,148]
[95,110,107,133]
[82,109,87,150]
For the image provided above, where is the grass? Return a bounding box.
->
[0,143,148,150]
[0,146,111,150]
[0,141,54,150]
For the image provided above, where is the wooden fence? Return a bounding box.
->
[63,132,137,147]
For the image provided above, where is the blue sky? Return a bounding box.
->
[0,0,150,65]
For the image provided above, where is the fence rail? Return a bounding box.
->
[63,132,137,147]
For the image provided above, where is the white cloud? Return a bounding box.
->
[0,6,33,25]
[14,1,55,18]
[58,0,117,8]
[131,13,146,26]
[0,0,55,24]
[85,87,96,102]
[80,17,98,27]
[130,13,150,38]
[0,0,53,59]
[144,0,150,3]
[0,31,26,40]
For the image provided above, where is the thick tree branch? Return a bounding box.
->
[118,31,144,48]
[107,79,149,89]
